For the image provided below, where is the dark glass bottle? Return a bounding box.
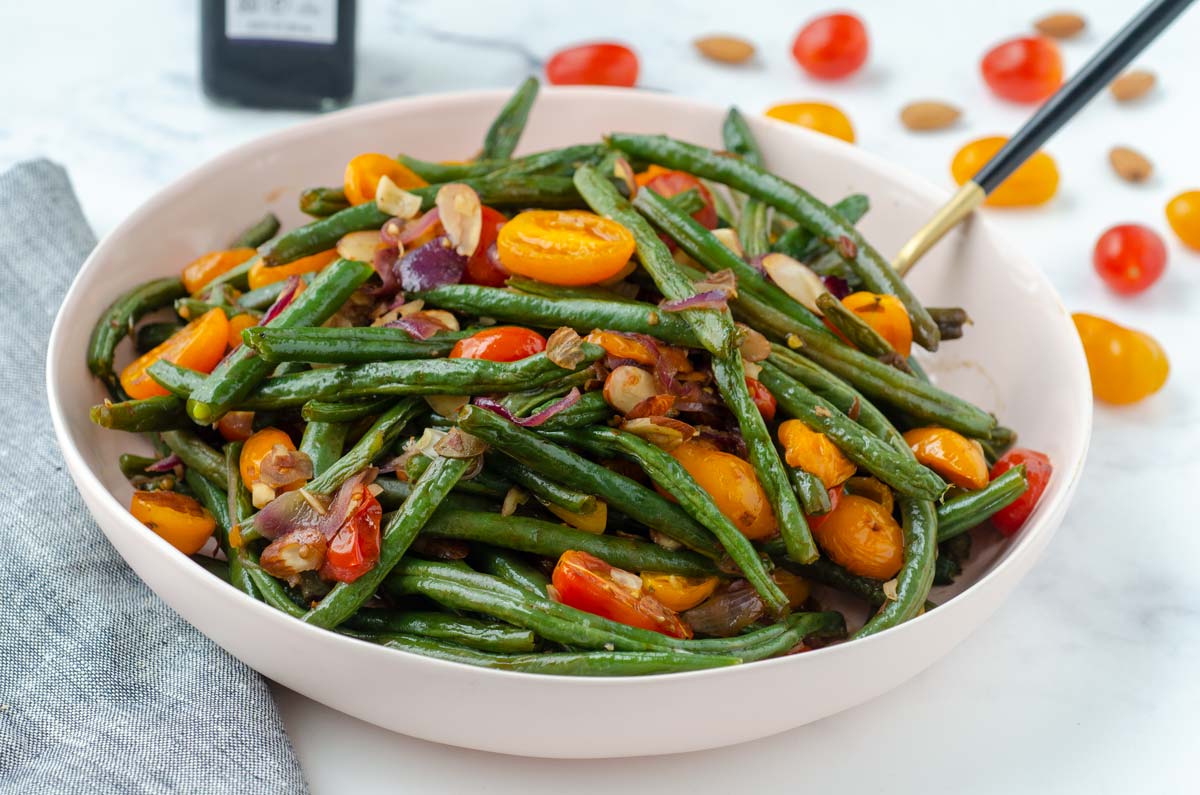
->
[200,0,356,110]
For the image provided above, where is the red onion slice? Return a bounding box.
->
[370,245,402,297]
[398,208,441,245]
[475,389,580,427]
[260,275,303,326]
[385,314,445,340]
[659,290,729,313]
[398,236,466,292]
[252,490,324,541]
[684,585,765,637]
[823,275,851,299]
[145,453,182,473]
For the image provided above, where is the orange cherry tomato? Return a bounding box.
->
[497,210,636,286]
[129,490,216,555]
[980,36,1063,103]
[778,419,856,489]
[841,292,913,357]
[449,326,547,362]
[343,153,428,206]
[791,12,869,80]
[320,484,382,583]
[640,170,719,229]
[1165,190,1200,250]
[903,427,988,490]
[989,448,1053,536]
[216,410,255,442]
[765,102,855,143]
[226,313,258,349]
[552,550,690,638]
[119,308,229,399]
[952,136,1059,207]
[771,569,811,609]
[584,330,657,365]
[1072,313,1169,404]
[811,494,903,579]
[745,376,777,421]
[546,42,639,87]
[668,440,777,540]
[639,572,720,612]
[240,428,305,491]
[181,248,256,294]
[248,249,336,290]
[464,206,510,287]
[807,485,843,532]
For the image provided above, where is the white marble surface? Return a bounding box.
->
[6,0,1199,791]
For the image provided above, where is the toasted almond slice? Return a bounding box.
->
[620,417,696,452]
[417,309,460,331]
[424,394,469,418]
[1034,12,1086,39]
[603,366,658,415]
[1110,69,1156,102]
[736,323,771,362]
[711,227,744,257]
[1109,146,1153,183]
[375,175,423,218]
[899,100,962,132]
[336,230,383,264]
[760,252,828,314]
[435,183,483,257]
[694,35,756,64]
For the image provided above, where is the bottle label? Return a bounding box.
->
[225,0,338,45]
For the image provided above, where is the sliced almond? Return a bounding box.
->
[1034,12,1086,39]
[760,252,828,314]
[743,360,763,379]
[736,323,771,362]
[1109,146,1153,183]
[375,175,422,219]
[435,183,482,257]
[603,365,658,415]
[336,230,383,264]
[424,394,469,418]
[613,157,637,198]
[620,417,697,451]
[899,101,962,132]
[433,428,487,459]
[694,35,756,64]
[711,227,744,257]
[546,327,586,369]
[1110,69,1156,102]
[416,309,460,331]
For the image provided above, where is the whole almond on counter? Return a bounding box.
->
[694,35,756,64]
[1034,12,1086,39]
[899,101,962,131]
[1109,146,1153,183]
[1110,70,1156,102]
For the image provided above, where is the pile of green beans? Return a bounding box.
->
[85,78,1033,676]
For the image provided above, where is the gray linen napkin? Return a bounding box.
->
[0,160,308,795]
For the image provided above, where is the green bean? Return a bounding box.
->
[422,284,698,344]
[135,321,182,353]
[470,544,550,596]
[345,609,537,653]
[773,194,869,259]
[186,259,375,423]
[667,188,706,217]
[373,475,412,508]
[394,157,501,183]
[202,256,257,293]
[776,554,886,607]
[816,293,911,372]
[376,633,739,676]
[299,187,350,218]
[236,277,308,312]
[723,109,771,257]
[119,453,157,479]
[685,611,846,661]
[854,497,937,638]
[978,425,1018,465]
[307,398,423,495]
[300,421,349,477]
[407,455,508,499]
[422,508,719,577]
[242,325,469,363]
[551,426,788,615]
[500,461,595,514]
[398,144,603,185]
[303,454,473,629]
[459,405,721,557]
[299,396,389,423]
[87,277,188,387]
[607,133,941,351]
[231,212,281,249]
[160,430,226,484]
[175,297,245,321]
[789,467,832,515]
[481,76,538,160]
[759,362,946,500]
[929,306,971,341]
[90,395,190,432]
[937,465,1027,542]
[193,555,231,581]
[533,389,612,430]
[186,465,257,599]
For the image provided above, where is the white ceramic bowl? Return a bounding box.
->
[46,88,1091,758]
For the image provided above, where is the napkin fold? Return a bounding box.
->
[0,160,307,795]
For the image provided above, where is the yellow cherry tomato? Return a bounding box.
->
[640,572,720,612]
[343,153,427,206]
[497,210,636,286]
[1165,190,1200,250]
[771,570,811,609]
[952,136,1058,207]
[903,427,989,490]
[1073,313,1169,404]
[119,308,229,400]
[130,490,216,555]
[248,250,335,290]
[841,291,913,357]
[240,428,306,491]
[765,102,856,143]
[811,494,903,580]
[226,313,258,349]
[668,440,777,540]
[777,419,856,489]
[181,248,256,294]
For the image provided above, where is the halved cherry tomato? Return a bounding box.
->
[841,292,912,356]
[320,485,382,583]
[130,490,216,555]
[639,572,720,612]
[585,330,657,365]
[952,136,1059,207]
[639,170,719,229]
[119,308,229,399]
[668,440,777,540]
[449,326,546,362]
[765,102,856,143]
[791,13,869,80]
[771,569,810,609]
[216,410,255,442]
[1072,313,1169,404]
[1093,224,1167,295]
[903,427,988,490]
[464,206,509,286]
[552,550,690,638]
[778,419,856,489]
[1165,190,1200,250]
[811,494,903,579]
[181,248,256,294]
[343,153,427,206]
[745,376,777,421]
[546,42,639,87]
[989,448,1053,536]
[240,428,305,492]
[981,36,1063,103]
[807,485,843,531]
[226,313,258,349]
[497,210,636,286]
[248,249,336,290]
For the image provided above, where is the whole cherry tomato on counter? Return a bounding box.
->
[450,326,547,362]
[764,102,856,143]
[989,449,1053,536]
[791,13,869,79]
[981,36,1063,103]
[1165,190,1200,250]
[1093,224,1167,295]
[552,550,691,637]
[546,42,638,87]
[1072,313,1169,404]
[952,136,1059,207]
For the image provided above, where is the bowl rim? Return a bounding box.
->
[45,86,1093,687]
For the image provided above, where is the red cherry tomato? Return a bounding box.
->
[551,550,691,638]
[745,376,776,421]
[449,326,547,362]
[989,449,1052,536]
[1093,224,1167,295]
[791,13,869,80]
[640,170,719,229]
[981,36,1063,103]
[546,42,639,87]
[807,485,843,530]
[320,486,382,583]
[464,206,509,287]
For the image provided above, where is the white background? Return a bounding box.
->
[4,1,1199,792]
